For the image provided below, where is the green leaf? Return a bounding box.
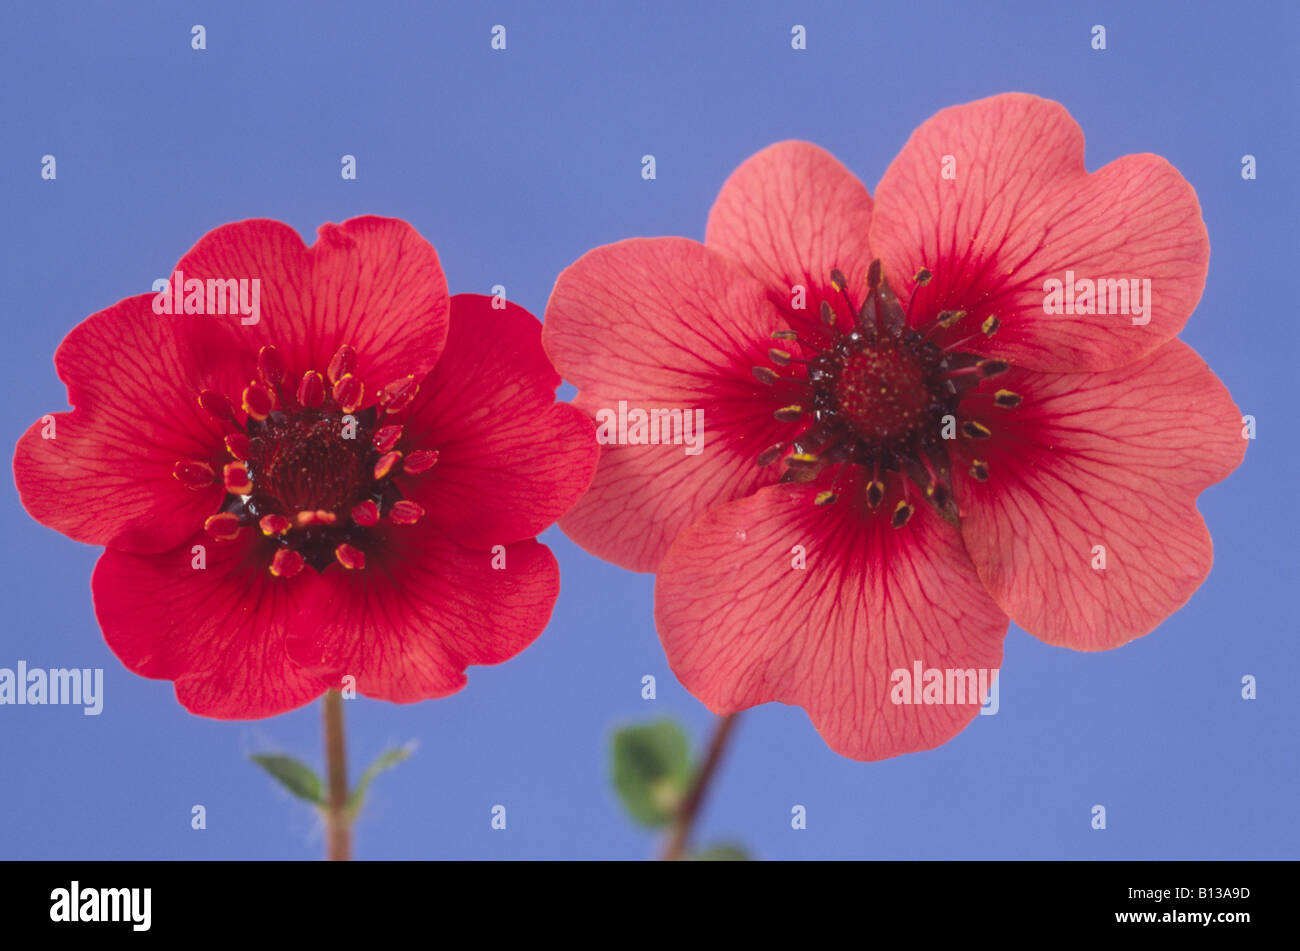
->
[611,719,693,828]
[249,754,323,804]
[347,741,417,818]
[692,842,753,861]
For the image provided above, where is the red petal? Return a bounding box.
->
[13,294,226,553]
[870,93,1209,372]
[705,140,875,337]
[171,216,450,396]
[285,531,559,702]
[655,482,1008,761]
[401,294,598,548]
[542,238,792,571]
[954,340,1246,649]
[92,535,329,718]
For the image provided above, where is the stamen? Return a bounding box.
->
[332,374,364,414]
[969,459,990,482]
[198,390,237,425]
[756,443,785,466]
[334,543,366,570]
[373,451,402,480]
[296,370,325,409]
[891,500,914,529]
[977,359,1009,378]
[204,513,242,540]
[224,432,251,460]
[351,500,379,526]
[981,315,1000,336]
[961,420,992,439]
[269,547,305,578]
[993,389,1022,408]
[172,460,216,489]
[379,376,419,414]
[222,462,252,495]
[403,449,440,474]
[768,348,793,367]
[257,345,286,387]
[327,345,356,385]
[389,500,425,525]
[259,514,292,537]
[774,404,804,421]
[752,366,779,385]
[372,424,403,453]
[865,479,885,509]
[242,382,275,421]
[814,490,838,506]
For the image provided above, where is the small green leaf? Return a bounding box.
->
[249,754,323,804]
[611,719,693,828]
[347,741,417,818]
[692,842,753,861]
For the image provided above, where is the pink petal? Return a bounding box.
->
[543,237,791,571]
[14,294,227,553]
[285,531,559,702]
[92,533,330,718]
[954,340,1246,649]
[655,482,1008,761]
[705,141,875,335]
[400,294,598,548]
[870,93,1209,372]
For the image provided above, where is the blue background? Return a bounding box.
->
[1,0,1295,860]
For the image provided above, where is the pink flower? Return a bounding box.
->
[542,94,1246,760]
[15,216,598,718]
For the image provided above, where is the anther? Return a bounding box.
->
[774,404,804,422]
[172,460,216,489]
[993,389,1022,408]
[224,432,251,460]
[981,315,1000,336]
[756,443,785,467]
[969,460,990,482]
[891,500,914,529]
[403,449,440,475]
[327,345,356,385]
[222,462,252,495]
[771,329,799,341]
[866,259,883,289]
[373,451,402,480]
[296,370,325,409]
[814,490,838,506]
[334,543,366,570]
[786,453,819,468]
[913,268,932,287]
[259,514,292,537]
[962,420,992,439]
[242,382,275,421]
[372,424,403,453]
[296,509,338,526]
[389,500,425,525]
[820,300,837,327]
[829,268,847,292]
[753,366,779,385]
[257,345,286,387]
[379,376,419,414]
[333,374,364,414]
[978,359,1009,378]
[204,512,242,540]
[198,390,237,424]
[768,348,792,367]
[269,547,305,579]
[351,500,379,527]
[936,310,966,327]
[865,480,885,508]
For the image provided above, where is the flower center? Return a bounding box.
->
[831,343,931,441]
[171,344,441,576]
[752,261,1020,527]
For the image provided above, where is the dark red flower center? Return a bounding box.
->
[171,343,440,576]
[753,261,1019,526]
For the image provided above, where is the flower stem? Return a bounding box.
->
[660,713,741,861]
[322,689,351,861]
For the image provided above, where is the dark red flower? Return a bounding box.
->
[542,94,1247,760]
[15,216,598,718]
